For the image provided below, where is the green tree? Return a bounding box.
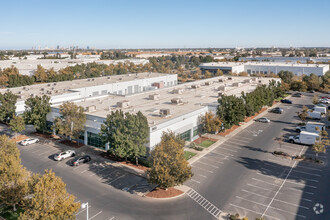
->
[217,95,246,129]
[0,91,18,123]
[147,131,193,189]
[100,110,149,164]
[9,114,25,138]
[54,102,86,143]
[24,95,51,133]
[19,169,80,220]
[278,70,294,84]
[0,135,29,211]
[200,111,222,133]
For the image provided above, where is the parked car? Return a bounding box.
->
[270,107,283,114]
[54,150,76,161]
[292,93,302,97]
[255,117,270,123]
[280,99,292,104]
[319,99,330,104]
[20,138,39,146]
[72,155,91,166]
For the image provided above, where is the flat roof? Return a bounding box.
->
[56,76,278,126]
[200,62,328,68]
[0,72,171,101]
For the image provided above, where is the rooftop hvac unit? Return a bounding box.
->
[92,79,95,81]
[117,100,130,108]
[47,90,52,95]
[48,84,51,86]
[88,79,91,81]
[258,80,262,83]
[149,94,160,100]
[205,81,212,86]
[171,98,183,104]
[218,86,226,91]
[107,76,111,79]
[252,78,257,82]
[228,77,232,80]
[40,88,44,91]
[244,79,252,83]
[232,82,241,87]
[219,78,225,82]
[191,84,200,89]
[160,109,170,116]
[53,83,57,86]
[86,105,96,113]
[172,89,184,94]
[218,92,224,97]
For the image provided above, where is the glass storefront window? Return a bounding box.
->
[87,131,105,149]
[180,129,191,142]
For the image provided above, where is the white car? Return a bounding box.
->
[54,150,76,161]
[255,117,270,123]
[20,138,39,146]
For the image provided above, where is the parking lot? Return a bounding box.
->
[185,94,329,220]
[17,140,154,220]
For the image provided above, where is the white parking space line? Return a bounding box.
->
[109,173,127,184]
[240,189,309,209]
[38,148,59,156]
[190,179,201,184]
[252,178,279,187]
[225,139,250,144]
[89,167,110,177]
[73,164,88,170]
[198,174,207,178]
[294,165,322,172]
[98,169,118,180]
[221,143,243,149]
[89,211,102,220]
[236,196,306,218]
[218,147,238,153]
[196,161,219,168]
[280,144,301,150]
[261,146,306,218]
[229,203,281,220]
[291,169,321,177]
[109,217,115,220]
[285,180,317,189]
[256,172,319,183]
[201,157,224,164]
[190,165,214,173]
[76,205,91,215]
[211,151,234,157]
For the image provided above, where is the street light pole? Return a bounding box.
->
[81,202,88,220]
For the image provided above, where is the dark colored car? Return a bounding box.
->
[280,99,292,104]
[292,93,302,97]
[271,107,283,114]
[72,155,91,166]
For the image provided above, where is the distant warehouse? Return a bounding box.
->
[199,62,329,76]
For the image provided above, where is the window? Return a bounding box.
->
[179,129,191,142]
[193,124,203,137]
[87,132,105,149]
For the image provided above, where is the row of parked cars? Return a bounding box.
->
[19,138,92,166]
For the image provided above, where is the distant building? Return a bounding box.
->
[200,62,329,76]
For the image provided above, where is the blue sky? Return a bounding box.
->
[1,0,329,49]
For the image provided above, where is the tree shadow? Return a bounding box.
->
[269,120,295,125]
[240,145,271,154]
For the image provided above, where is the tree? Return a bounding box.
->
[238,71,249,76]
[200,111,222,133]
[100,110,149,164]
[0,135,29,211]
[54,102,86,143]
[297,106,308,122]
[0,91,18,123]
[217,95,246,129]
[9,114,25,138]
[312,129,328,160]
[278,70,294,84]
[24,95,51,133]
[215,69,223,76]
[147,131,193,189]
[204,71,212,78]
[312,95,319,105]
[19,169,80,220]
[34,65,48,82]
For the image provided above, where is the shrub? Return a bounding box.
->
[193,145,204,151]
[243,217,249,220]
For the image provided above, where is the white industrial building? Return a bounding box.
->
[200,62,329,76]
[0,72,279,151]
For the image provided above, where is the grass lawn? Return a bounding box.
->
[275,93,290,102]
[184,151,196,160]
[0,205,24,220]
[198,139,216,148]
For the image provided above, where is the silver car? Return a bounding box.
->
[255,117,270,123]
[20,138,39,146]
[54,150,76,161]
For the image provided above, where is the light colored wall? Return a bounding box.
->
[245,64,328,76]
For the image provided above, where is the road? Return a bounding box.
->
[16,93,329,220]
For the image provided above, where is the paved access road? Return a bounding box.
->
[16,93,329,220]
[186,93,329,220]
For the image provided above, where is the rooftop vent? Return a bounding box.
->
[191,84,200,89]
[160,109,171,117]
[232,82,241,87]
[171,98,183,105]
[86,105,96,113]
[218,86,226,91]
[172,89,184,94]
[149,94,160,100]
[117,100,130,108]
